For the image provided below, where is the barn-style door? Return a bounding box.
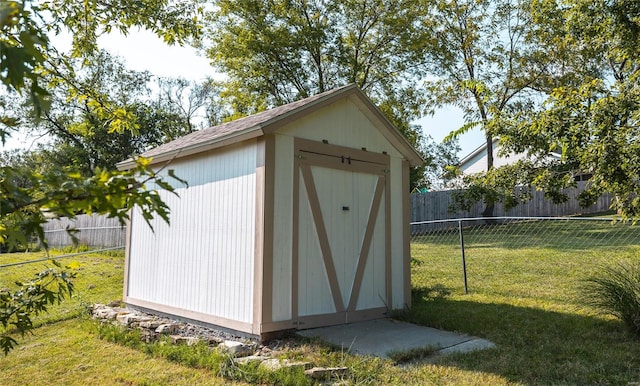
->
[292,138,390,329]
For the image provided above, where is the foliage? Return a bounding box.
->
[1,249,124,325]
[0,260,74,354]
[581,261,640,336]
[0,0,202,137]
[0,249,125,356]
[0,51,221,176]
[157,77,225,132]
[0,0,201,353]
[493,0,640,218]
[450,157,575,211]
[1,157,182,251]
[205,0,438,190]
[420,135,460,191]
[421,0,545,168]
[207,0,425,112]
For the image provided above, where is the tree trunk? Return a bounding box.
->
[483,134,495,218]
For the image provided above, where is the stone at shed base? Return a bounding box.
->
[116,312,152,326]
[218,341,254,358]
[94,308,118,320]
[259,358,312,371]
[170,335,200,346]
[107,300,123,307]
[139,320,162,330]
[233,355,271,365]
[140,329,159,343]
[304,366,349,380]
[155,324,177,334]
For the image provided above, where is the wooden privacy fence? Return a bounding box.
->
[411,181,612,231]
[42,214,125,248]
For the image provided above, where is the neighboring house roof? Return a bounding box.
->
[117,84,423,169]
[459,138,560,175]
[458,138,499,170]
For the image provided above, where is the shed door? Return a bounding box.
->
[293,139,389,329]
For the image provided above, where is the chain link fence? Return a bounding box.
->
[410,217,640,296]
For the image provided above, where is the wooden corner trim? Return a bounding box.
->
[291,155,300,321]
[253,137,266,333]
[402,160,411,308]
[385,166,392,309]
[261,135,276,325]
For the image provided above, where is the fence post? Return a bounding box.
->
[458,220,469,294]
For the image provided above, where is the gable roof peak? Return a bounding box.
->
[117,84,423,169]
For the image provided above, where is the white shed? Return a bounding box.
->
[117,84,423,340]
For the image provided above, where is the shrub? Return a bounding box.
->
[581,260,640,336]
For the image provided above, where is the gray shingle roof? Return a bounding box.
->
[143,84,355,160]
[117,84,423,169]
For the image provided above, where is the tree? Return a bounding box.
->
[156,77,224,133]
[421,0,547,215]
[422,136,460,191]
[0,0,201,353]
[496,0,640,218]
[19,51,211,175]
[204,0,435,190]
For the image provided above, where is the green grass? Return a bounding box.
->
[0,248,125,326]
[0,249,247,385]
[2,220,640,384]
[407,219,640,384]
[0,319,243,385]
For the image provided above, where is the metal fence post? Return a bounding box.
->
[458,220,469,294]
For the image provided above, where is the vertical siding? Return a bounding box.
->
[313,166,360,307]
[127,141,257,324]
[271,135,294,322]
[297,167,336,316]
[356,189,386,310]
[355,179,386,311]
[276,99,403,159]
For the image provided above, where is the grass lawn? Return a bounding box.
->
[0,248,126,325]
[0,319,241,385]
[408,219,640,384]
[2,219,640,385]
[0,249,247,385]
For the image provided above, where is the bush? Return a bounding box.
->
[581,260,640,336]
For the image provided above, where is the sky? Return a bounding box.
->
[5,28,484,158]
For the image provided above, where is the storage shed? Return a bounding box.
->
[117,84,423,339]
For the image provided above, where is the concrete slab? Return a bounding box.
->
[297,319,495,359]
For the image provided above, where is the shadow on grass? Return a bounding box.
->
[396,286,640,384]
